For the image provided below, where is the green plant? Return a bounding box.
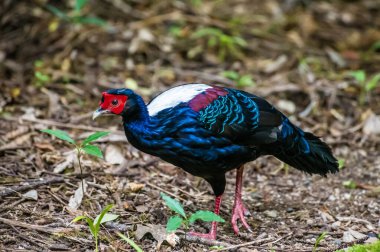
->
[34,60,51,87]
[117,232,144,252]
[336,238,380,252]
[348,70,380,105]
[312,231,327,252]
[192,27,247,60]
[222,70,255,87]
[72,204,119,252]
[40,129,109,193]
[343,179,357,189]
[47,0,106,27]
[160,193,225,233]
[338,159,345,170]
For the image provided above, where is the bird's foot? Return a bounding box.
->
[231,200,252,234]
[188,230,216,240]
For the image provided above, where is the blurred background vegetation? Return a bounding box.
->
[1,0,379,119]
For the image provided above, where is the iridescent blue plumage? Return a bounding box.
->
[108,84,338,196]
[94,84,338,239]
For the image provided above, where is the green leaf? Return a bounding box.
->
[166,216,183,232]
[71,215,95,237]
[238,75,255,87]
[189,210,225,224]
[82,131,109,146]
[82,144,103,158]
[343,180,357,189]
[94,204,114,234]
[40,129,75,144]
[75,0,88,12]
[222,70,239,80]
[94,213,119,225]
[313,232,327,252]
[160,193,186,218]
[233,36,247,47]
[71,215,87,223]
[365,73,380,92]
[349,70,366,85]
[117,232,144,252]
[74,16,107,26]
[46,5,68,20]
[338,159,345,170]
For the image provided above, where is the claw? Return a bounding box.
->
[188,229,217,240]
[231,200,252,234]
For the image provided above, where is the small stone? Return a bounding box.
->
[136,205,148,213]
[23,190,38,200]
[264,210,278,218]
[331,221,341,229]
[343,231,355,243]
[348,229,367,240]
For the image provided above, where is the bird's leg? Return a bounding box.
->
[188,194,222,240]
[231,165,252,234]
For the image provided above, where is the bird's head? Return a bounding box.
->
[92,89,138,120]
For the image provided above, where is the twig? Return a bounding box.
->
[0,177,64,198]
[5,116,125,135]
[179,234,232,248]
[144,181,186,201]
[216,237,274,251]
[217,233,293,251]
[0,217,69,234]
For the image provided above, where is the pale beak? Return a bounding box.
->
[92,108,110,120]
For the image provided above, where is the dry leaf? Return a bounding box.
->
[127,182,145,193]
[135,224,179,249]
[67,181,87,211]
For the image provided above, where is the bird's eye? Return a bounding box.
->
[111,99,118,106]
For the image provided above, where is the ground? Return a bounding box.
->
[0,0,379,251]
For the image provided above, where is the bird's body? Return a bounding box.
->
[93,83,338,239]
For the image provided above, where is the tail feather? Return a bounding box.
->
[274,119,338,175]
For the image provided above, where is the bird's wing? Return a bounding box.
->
[191,87,283,146]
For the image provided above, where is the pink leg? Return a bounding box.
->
[188,195,222,240]
[231,165,252,234]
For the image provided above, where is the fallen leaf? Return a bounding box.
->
[105,144,126,165]
[127,182,145,193]
[363,114,380,135]
[67,181,88,211]
[135,224,179,249]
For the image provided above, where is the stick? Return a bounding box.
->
[5,116,125,135]
[0,177,64,198]
[217,233,292,251]
[180,234,232,248]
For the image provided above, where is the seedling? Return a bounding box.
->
[192,27,247,61]
[160,193,225,233]
[40,129,109,194]
[47,0,106,27]
[222,70,255,88]
[343,180,357,189]
[348,70,380,105]
[117,232,143,252]
[312,231,327,252]
[72,204,119,252]
[34,60,51,87]
[338,159,345,170]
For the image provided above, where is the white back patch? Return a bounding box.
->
[147,84,211,116]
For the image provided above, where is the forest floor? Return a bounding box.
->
[0,0,380,251]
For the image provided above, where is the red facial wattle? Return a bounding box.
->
[100,92,128,115]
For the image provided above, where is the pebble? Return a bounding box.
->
[264,210,278,218]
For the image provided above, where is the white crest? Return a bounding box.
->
[147,84,211,116]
